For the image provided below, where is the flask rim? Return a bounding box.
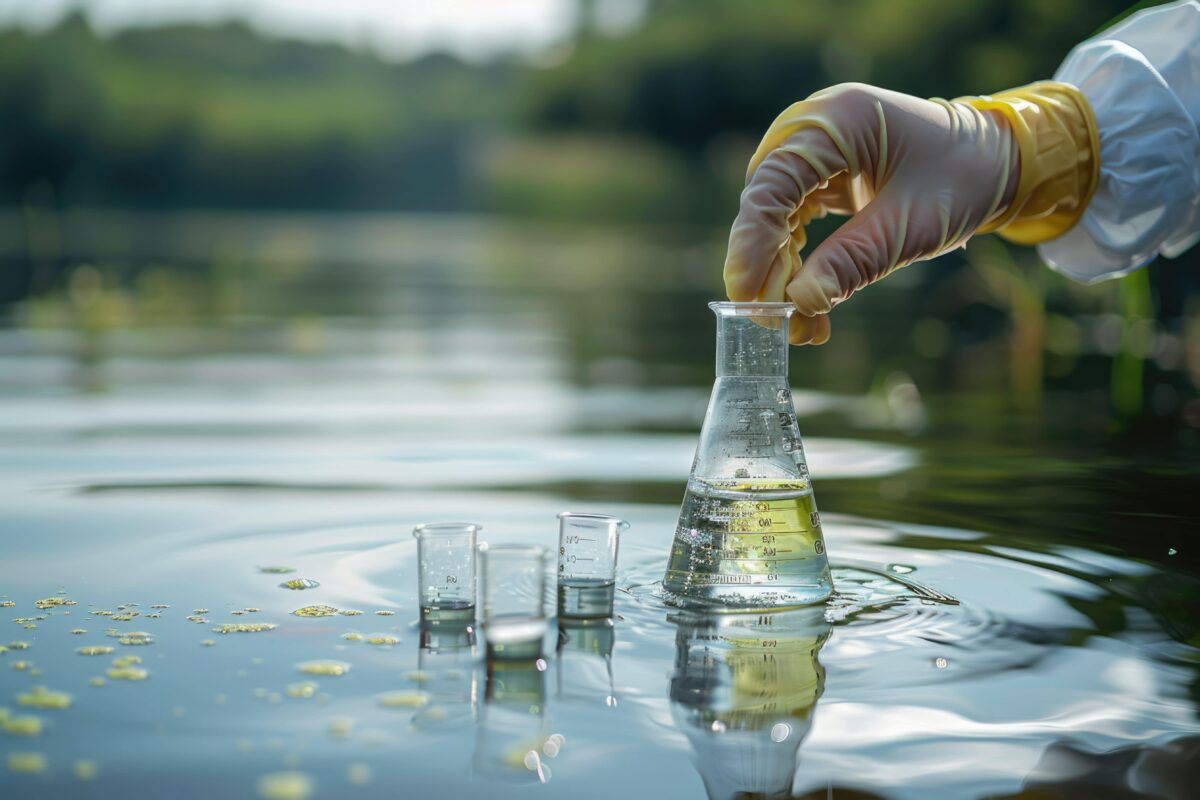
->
[709,301,795,317]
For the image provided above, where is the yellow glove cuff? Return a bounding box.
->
[960,81,1100,245]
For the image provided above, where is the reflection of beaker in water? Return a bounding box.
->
[665,302,833,609]
[412,622,480,729]
[556,617,616,706]
[669,608,830,800]
[474,655,549,782]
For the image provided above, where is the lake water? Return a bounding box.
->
[1,212,1198,798]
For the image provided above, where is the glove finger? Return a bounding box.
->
[789,313,832,346]
[724,128,847,303]
[786,191,907,315]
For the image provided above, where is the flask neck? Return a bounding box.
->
[714,311,790,378]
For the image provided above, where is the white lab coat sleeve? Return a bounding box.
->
[1037,0,1200,283]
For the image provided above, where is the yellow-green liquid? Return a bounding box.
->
[664,478,832,609]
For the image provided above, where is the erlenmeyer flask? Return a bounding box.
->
[664,302,832,608]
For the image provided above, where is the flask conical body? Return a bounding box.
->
[664,303,832,609]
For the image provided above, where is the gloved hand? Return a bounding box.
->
[724,81,1099,344]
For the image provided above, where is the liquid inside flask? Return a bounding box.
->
[663,302,833,608]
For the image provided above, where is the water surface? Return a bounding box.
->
[2,213,1198,798]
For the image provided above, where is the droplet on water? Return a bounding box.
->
[1168,548,1178,556]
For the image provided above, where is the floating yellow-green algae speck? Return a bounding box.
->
[374,610,395,617]
[35,597,76,610]
[74,760,98,780]
[107,667,149,681]
[3,714,43,737]
[341,632,364,641]
[17,687,72,709]
[292,605,339,618]
[112,655,142,667]
[76,646,114,657]
[286,681,318,699]
[296,660,350,676]
[89,677,105,688]
[0,601,13,608]
[70,628,87,635]
[365,635,400,646]
[257,771,313,800]
[7,752,47,773]
[258,567,296,575]
[347,762,371,786]
[8,641,30,650]
[279,579,320,590]
[339,609,363,617]
[213,623,277,634]
[377,691,429,708]
[118,632,154,646]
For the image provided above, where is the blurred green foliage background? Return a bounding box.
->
[0,0,1134,217]
[1,0,1197,445]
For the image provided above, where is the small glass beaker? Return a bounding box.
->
[480,544,547,660]
[556,512,628,619]
[413,522,480,624]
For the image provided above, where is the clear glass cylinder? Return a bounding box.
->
[413,522,480,624]
[480,544,547,660]
[556,512,628,619]
[663,302,833,609]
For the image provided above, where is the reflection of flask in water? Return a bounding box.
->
[669,609,829,800]
[664,302,832,609]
